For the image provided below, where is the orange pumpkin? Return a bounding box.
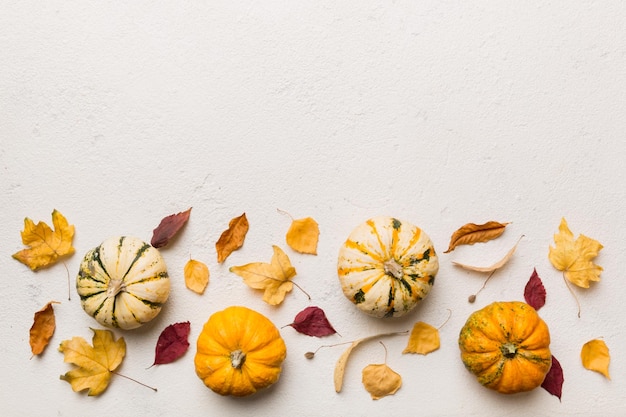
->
[458,301,552,394]
[194,306,287,397]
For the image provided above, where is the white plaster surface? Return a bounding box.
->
[1,1,625,416]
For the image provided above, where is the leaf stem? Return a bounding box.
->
[292,281,312,300]
[62,261,71,301]
[468,269,497,303]
[436,309,453,330]
[562,273,582,318]
[112,371,157,392]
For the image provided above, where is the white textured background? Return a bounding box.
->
[1,1,625,416]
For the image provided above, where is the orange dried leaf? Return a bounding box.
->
[30,301,59,356]
[229,245,296,305]
[216,213,249,263]
[59,328,126,396]
[444,221,509,253]
[402,321,440,355]
[581,339,610,379]
[13,209,75,270]
[286,217,319,255]
[549,217,603,288]
[362,363,402,400]
[184,259,209,294]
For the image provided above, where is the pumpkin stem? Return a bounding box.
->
[107,279,125,298]
[501,342,517,359]
[383,259,403,280]
[230,349,246,369]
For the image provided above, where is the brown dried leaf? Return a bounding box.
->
[444,221,509,253]
[30,301,60,356]
[184,259,209,294]
[452,235,522,273]
[216,213,249,263]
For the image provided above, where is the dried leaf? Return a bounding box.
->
[59,328,126,396]
[286,217,319,255]
[402,321,440,355]
[285,306,337,337]
[524,268,546,310]
[151,208,192,248]
[581,339,610,379]
[541,355,564,401]
[452,236,522,273]
[184,259,209,294]
[229,245,296,305]
[334,331,406,393]
[12,209,75,270]
[444,221,509,253]
[216,213,249,263]
[549,217,603,288]
[152,322,191,366]
[362,364,402,400]
[30,301,60,356]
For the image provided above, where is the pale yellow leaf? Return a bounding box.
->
[581,339,610,379]
[184,259,209,294]
[452,236,523,273]
[286,217,319,255]
[362,363,402,400]
[402,321,440,355]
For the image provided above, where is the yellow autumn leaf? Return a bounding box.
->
[12,209,75,270]
[215,213,249,263]
[362,363,402,400]
[59,328,126,396]
[549,217,603,288]
[286,216,319,255]
[229,245,296,305]
[402,321,440,355]
[581,339,610,379]
[184,259,209,294]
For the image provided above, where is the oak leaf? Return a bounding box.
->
[30,301,59,356]
[524,268,546,311]
[284,306,337,337]
[184,259,209,294]
[581,339,610,379]
[59,328,126,396]
[151,208,191,248]
[216,213,249,263]
[229,245,296,305]
[12,209,75,270]
[362,363,402,400]
[402,321,440,355]
[548,217,603,288]
[286,216,319,255]
[152,322,191,366]
[541,355,564,401]
[444,221,509,253]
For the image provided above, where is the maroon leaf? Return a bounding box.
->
[285,306,337,337]
[152,322,191,366]
[541,355,564,401]
[524,268,546,310]
[151,208,192,248]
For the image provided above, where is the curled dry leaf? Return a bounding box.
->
[152,322,191,366]
[524,268,546,311]
[151,208,192,248]
[30,301,60,356]
[285,306,337,337]
[452,235,523,273]
[402,322,440,355]
[216,213,249,263]
[230,245,299,305]
[549,217,603,288]
[581,339,610,379]
[286,216,319,255]
[12,209,75,271]
[59,328,126,396]
[444,221,509,253]
[362,364,402,400]
[184,259,209,294]
[541,355,564,401]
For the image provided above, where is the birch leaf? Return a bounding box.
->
[216,213,249,263]
[452,236,522,273]
[30,301,60,356]
[581,339,610,379]
[286,217,319,255]
[444,221,509,253]
[402,322,440,355]
[184,259,209,294]
[362,364,402,400]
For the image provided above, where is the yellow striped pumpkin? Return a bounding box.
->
[337,216,439,318]
[76,236,170,330]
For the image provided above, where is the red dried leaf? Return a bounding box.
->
[151,208,192,248]
[152,322,191,366]
[285,306,337,337]
[541,355,564,401]
[524,268,546,310]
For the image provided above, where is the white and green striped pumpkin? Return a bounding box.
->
[337,216,439,318]
[76,236,170,330]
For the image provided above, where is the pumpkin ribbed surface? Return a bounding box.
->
[194,306,287,397]
[76,236,170,330]
[458,301,552,394]
[337,216,439,318]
